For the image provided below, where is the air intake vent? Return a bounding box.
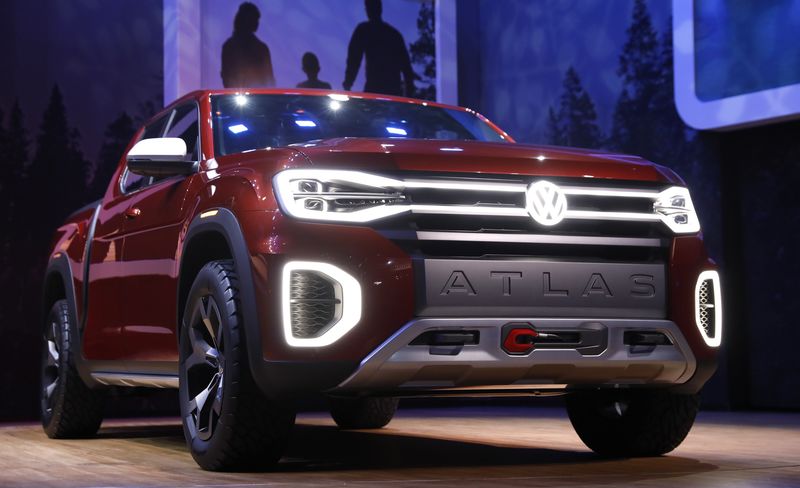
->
[695,270,722,347]
[282,261,362,347]
[289,270,341,339]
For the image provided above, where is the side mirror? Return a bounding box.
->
[126,138,197,177]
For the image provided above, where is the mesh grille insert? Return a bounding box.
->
[697,278,716,338]
[289,270,341,338]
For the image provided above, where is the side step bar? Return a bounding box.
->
[91,372,178,389]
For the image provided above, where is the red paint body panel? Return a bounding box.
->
[45,89,718,393]
[117,174,198,361]
[287,138,682,183]
[82,196,130,360]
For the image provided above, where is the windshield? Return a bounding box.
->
[211,94,507,156]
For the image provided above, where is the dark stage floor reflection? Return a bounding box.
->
[1,407,799,487]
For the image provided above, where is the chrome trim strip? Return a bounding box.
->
[404,180,526,193]
[91,372,179,389]
[564,210,662,221]
[561,186,660,199]
[402,179,662,198]
[410,205,529,216]
[415,231,663,247]
[402,180,662,199]
[408,205,663,223]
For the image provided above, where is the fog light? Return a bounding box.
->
[695,270,722,347]
[282,261,361,347]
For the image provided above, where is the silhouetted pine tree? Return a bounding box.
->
[653,18,695,167]
[609,0,664,159]
[91,112,135,199]
[545,107,566,146]
[409,0,435,101]
[0,101,31,266]
[7,101,30,179]
[546,67,603,148]
[30,85,90,236]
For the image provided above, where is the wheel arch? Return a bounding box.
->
[177,229,234,330]
[178,208,265,386]
[42,256,76,334]
[41,255,98,388]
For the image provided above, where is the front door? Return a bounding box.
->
[118,102,201,366]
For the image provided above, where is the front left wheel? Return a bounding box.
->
[179,260,295,471]
[40,299,105,438]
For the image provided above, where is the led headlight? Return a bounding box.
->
[653,186,701,234]
[273,169,408,222]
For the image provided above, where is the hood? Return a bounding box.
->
[289,138,681,184]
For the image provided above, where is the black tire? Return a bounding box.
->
[329,397,399,429]
[40,299,105,438]
[179,260,295,471]
[566,389,699,457]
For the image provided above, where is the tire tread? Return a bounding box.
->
[566,389,699,457]
[42,299,105,439]
[182,260,294,471]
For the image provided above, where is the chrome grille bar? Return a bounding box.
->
[416,231,663,247]
[400,178,665,224]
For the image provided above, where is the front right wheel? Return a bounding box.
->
[179,260,295,471]
[566,389,699,457]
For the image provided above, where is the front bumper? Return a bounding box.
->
[240,212,719,397]
[332,317,696,394]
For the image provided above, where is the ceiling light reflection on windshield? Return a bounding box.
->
[228,124,248,134]
[386,127,408,136]
[440,147,463,152]
[328,94,350,102]
[295,120,317,128]
[234,94,248,107]
[329,100,342,110]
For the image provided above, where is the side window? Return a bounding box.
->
[141,116,168,140]
[164,104,199,161]
[121,113,168,194]
[121,168,149,194]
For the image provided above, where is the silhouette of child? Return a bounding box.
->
[296,52,332,90]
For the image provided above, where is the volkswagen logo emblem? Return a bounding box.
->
[526,180,567,226]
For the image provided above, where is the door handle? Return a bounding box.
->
[125,207,142,219]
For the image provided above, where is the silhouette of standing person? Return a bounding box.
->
[297,52,332,89]
[343,0,416,97]
[221,2,276,88]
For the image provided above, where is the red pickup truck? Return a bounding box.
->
[40,89,721,470]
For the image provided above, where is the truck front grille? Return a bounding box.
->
[378,173,672,262]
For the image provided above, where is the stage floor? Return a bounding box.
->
[1,407,798,487]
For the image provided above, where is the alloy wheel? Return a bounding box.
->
[184,295,225,441]
[41,319,60,415]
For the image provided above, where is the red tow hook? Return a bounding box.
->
[501,322,538,355]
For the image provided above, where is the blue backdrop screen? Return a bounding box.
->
[694,0,800,101]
